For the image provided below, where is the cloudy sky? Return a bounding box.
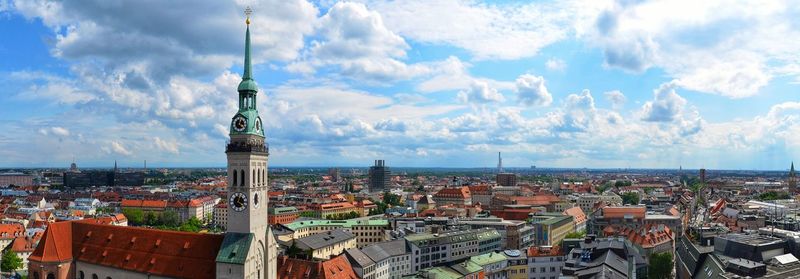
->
[1,0,799,169]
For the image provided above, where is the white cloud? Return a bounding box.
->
[154,137,179,154]
[604,90,626,109]
[545,58,567,71]
[109,141,132,156]
[580,0,800,98]
[515,74,552,107]
[367,0,578,60]
[457,81,505,104]
[51,127,70,137]
[298,1,428,82]
[640,82,687,122]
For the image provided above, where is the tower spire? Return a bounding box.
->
[237,6,258,93]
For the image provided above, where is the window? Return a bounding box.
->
[92,275,99,279]
[233,170,237,186]
[79,271,85,279]
[46,274,55,279]
[33,272,39,279]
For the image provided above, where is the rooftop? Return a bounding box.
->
[283,219,389,231]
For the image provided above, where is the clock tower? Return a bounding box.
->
[216,9,277,279]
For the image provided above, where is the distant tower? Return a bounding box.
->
[69,157,78,172]
[369,160,390,192]
[497,152,503,173]
[114,160,118,172]
[790,162,797,193]
[699,168,706,184]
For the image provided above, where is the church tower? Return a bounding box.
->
[790,162,797,193]
[216,9,277,279]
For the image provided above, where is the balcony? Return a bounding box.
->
[225,141,269,154]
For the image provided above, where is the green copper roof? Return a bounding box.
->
[283,219,389,231]
[405,228,500,245]
[238,25,258,93]
[216,232,253,265]
[469,252,507,266]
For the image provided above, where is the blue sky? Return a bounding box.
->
[1,0,799,170]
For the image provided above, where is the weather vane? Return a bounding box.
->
[245,6,252,25]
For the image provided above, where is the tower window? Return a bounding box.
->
[233,170,238,186]
[241,170,245,186]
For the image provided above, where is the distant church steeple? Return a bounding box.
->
[790,161,797,193]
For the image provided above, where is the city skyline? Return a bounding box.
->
[2,1,800,169]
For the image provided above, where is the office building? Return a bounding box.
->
[369,160,391,193]
[496,173,517,186]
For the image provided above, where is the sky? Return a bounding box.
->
[0,0,799,170]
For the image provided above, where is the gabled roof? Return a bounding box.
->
[29,221,224,279]
[277,255,358,279]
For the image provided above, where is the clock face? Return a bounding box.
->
[233,116,247,132]
[230,192,248,212]
[255,118,262,132]
[253,193,260,208]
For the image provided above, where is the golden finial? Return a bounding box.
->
[245,6,252,25]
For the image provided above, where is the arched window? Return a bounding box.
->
[253,169,256,185]
[79,271,85,279]
[233,170,237,186]
[93,274,99,279]
[240,170,245,186]
[258,169,261,185]
[46,273,55,279]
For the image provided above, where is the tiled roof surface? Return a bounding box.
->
[277,255,358,279]
[563,206,587,224]
[29,221,224,279]
[602,206,646,219]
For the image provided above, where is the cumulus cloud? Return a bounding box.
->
[154,137,179,154]
[515,74,552,107]
[641,83,687,122]
[580,0,800,98]
[604,90,626,109]
[109,141,132,156]
[296,2,428,82]
[368,0,578,60]
[457,81,505,104]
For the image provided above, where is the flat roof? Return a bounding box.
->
[283,219,389,231]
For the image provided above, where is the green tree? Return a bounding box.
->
[1,250,23,271]
[286,242,302,257]
[299,211,316,218]
[144,212,159,226]
[596,182,613,194]
[621,192,640,205]
[122,208,144,225]
[179,217,203,232]
[565,231,586,239]
[159,211,182,227]
[382,192,401,206]
[759,191,790,201]
[648,252,673,279]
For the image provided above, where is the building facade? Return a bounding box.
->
[369,160,391,193]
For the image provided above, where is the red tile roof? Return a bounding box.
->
[121,199,168,208]
[563,206,587,224]
[602,206,646,219]
[29,221,224,279]
[0,223,25,239]
[277,255,358,279]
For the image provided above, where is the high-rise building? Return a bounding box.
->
[790,162,797,193]
[368,160,390,193]
[496,173,517,186]
[328,168,341,182]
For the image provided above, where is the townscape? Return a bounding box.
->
[2,1,800,279]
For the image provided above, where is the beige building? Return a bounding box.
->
[276,219,390,248]
[295,229,357,260]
